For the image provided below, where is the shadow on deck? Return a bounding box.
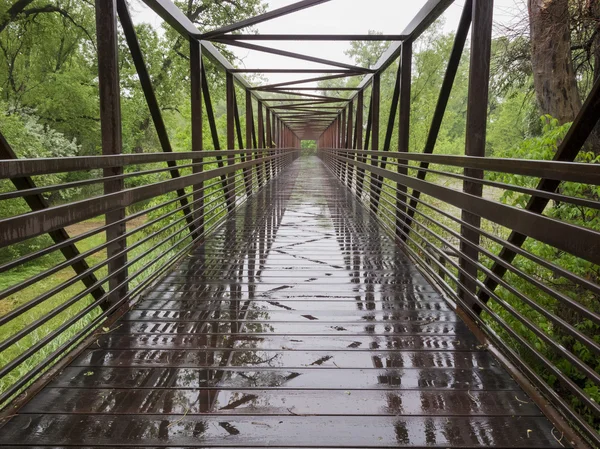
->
[0,156,562,448]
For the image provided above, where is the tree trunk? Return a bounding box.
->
[528,0,582,123]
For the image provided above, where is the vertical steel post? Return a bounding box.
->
[355,90,364,195]
[369,73,381,214]
[397,41,412,241]
[96,0,127,306]
[226,71,237,206]
[246,89,254,192]
[265,109,273,181]
[459,0,493,309]
[190,40,203,238]
[257,101,265,186]
[340,108,347,182]
[346,101,354,188]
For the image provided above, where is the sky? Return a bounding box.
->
[132,0,527,86]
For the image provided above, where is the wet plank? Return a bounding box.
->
[49,366,515,390]
[22,389,541,416]
[0,415,562,447]
[94,334,479,351]
[71,349,504,371]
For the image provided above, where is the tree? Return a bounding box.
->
[344,30,389,69]
[528,0,582,123]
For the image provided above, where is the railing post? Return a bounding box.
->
[346,101,354,188]
[96,0,127,307]
[356,90,364,196]
[190,39,204,238]
[265,109,273,181]
[397,41,412,242]
[246,89,254,192]
[340,108,347,183]
[369,73,381,214]
[257,101,265,186]
[459,0,493,310]
[226,71,237,206]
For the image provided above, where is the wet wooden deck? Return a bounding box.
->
[0,156,562,448]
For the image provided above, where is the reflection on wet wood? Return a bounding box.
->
[0,157,561,447]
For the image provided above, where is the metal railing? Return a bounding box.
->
[0,147,299,405]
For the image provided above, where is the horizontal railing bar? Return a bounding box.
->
[408,177,600,298]
[0,148,284,178]
[336,156,600,266]
[0,153,288,247]
[0,177,225,274]
[374,184,600,358]
[0,176,242,308]
[0,175,251,351]
[0,158,228,201]
[361,154,600,211]
[215,34,407,41]
[328,153,600,315]
[329,148,600,185]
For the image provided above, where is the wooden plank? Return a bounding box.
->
[22,388,541,416]
[0,415,560,447]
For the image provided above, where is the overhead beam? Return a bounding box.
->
[216,34,406,41]
[252,73,362,91]
[198,0,331,39]
[213,38,372,73]
[263,87,360,91]
[261,90,348,100]
[230,69,355,74]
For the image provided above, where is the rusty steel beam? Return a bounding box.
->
[252,73,362,91]
[260,91,348,101]
[201,63,234,211]
[190,39,204,237]
[396,41,412,241]
[230,69,354,74]
[217,34,406,41]
[233,90,252,196]
[96,0,127,306]
[264,87,360,91]
[198,0,331,39]
[226,72,237,207]
[368,73,381,214]
[458,0,493,310]
[213,39,372,73]
[257,101,266,185]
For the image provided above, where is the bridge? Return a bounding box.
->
[0,0,599,447]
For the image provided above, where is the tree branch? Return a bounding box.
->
[0,4,96,49]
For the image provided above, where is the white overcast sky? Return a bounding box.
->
[131,0,527,85]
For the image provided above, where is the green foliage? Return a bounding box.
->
[486,115,600,432]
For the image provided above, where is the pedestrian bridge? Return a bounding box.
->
[0,1,599,448]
